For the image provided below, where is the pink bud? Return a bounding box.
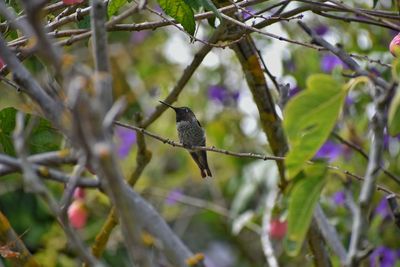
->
[269,219,287,240]
[73,187,85,199]
[63,0,84,5]
[389,33,400,57]
[0,57,5,69]
[68,200,88,229]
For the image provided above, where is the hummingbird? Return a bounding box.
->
[159,101,212,178]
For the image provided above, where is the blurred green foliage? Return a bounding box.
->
[0,0,400,266]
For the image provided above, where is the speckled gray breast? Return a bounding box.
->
[176,120,205,146]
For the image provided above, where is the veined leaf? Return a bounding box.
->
[108,0,128,17]
[283,74,346,179]
[285,162,327,256]
[157,0,196,35]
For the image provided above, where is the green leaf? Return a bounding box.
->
[198,0,221,19]
[184,0,201,11]
[77,15,91,29]
[0,108,62,155]
[29,117,62,154]
[373,0,379,7]
[388,85,400,136]
[108,0,128,17]
[0,107,17,155]
[157,0,196,35]
[285,162,327,256]
[283,74,346,179]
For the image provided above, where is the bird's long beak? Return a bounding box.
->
[159,100,177,110]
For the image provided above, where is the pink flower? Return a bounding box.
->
[269,219,287,239]
[389,33,400,57]
[63,0,84,5]
[68,200,88,229]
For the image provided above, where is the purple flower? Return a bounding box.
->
[315,140,342,162]
[321,54,347,73]
[345,96,354,106]
[242,7,255,20]
[374,197,391,220]
[208,85,239,105]
[289,86,300,98]
[384,133,390,150]
[130,30,150,45]
[370,246,398,267]
[208,85,227,102]
[369,67,381,77]
[165,189,183,205]
[314,25,329,36]
[332,191,346,206]
[115,126,137,159]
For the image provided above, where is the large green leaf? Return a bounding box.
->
[388,85,400,136]
[157,0,196,35]
[285,162,327,256]
[283,74,346,179]
[108,0,128,17]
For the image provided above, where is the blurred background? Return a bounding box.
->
[0,0,400,266]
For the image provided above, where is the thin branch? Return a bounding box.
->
[115,121,283,161]
[308,219,333,267]
[89,114,152,262]
[13,112,103,266]
[0,34,63,128]
[0,211,40,266]
[297,21,393,91]
[148,188,261,234]
[327,0,400,31]
[314,204,347,264]
[21,0,62,67]
[115,121,400,199]
[387,194,400,229]
[347,89,387,266]
[91,0,113,111]
[0,153,99,188]
[0,150,77,175]
[333,133,400,185]
[141,25,226,128]
[261,185,279,267]
[221,13,322,50]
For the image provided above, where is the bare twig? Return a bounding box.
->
[387,194,400,229]
[141,25,226,127]
[347,89,387,266]
[261,184,279,267]
[314,204,347,264]
[333,133,400,185]
[308,219,333,267]
[0,153,99,188]
[297,21,393,91]
[21,0,62,67]
[13,111,103,266]
[148,188,261,233]
[0,35,63,127]
[115,121,283,161]
[91,0,113,111]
